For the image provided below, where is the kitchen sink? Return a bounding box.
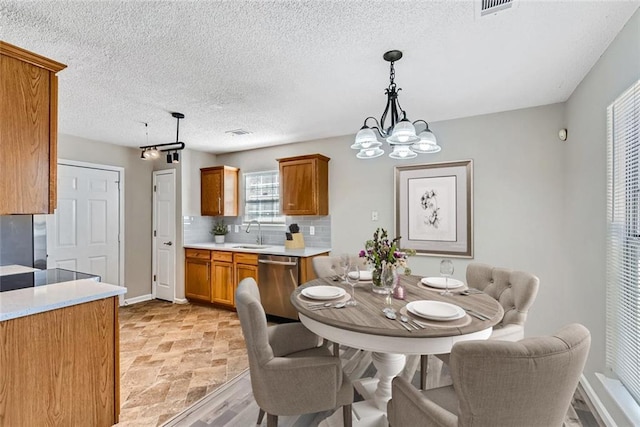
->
[232,245,272,250]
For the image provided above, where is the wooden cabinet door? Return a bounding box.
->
[212,261,234,307]
[201,166,239,216]
[236,263,258,286]
[185,258,211,302]
[201,168,223,216]
[0,43,65,214]
[279,154,329,216]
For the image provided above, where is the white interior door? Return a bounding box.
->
[47,164,121,286]
[153,170,176,302]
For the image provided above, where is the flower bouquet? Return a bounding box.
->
[359,228,414,293]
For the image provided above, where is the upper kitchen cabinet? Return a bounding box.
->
[0,41,66,214]
[278,154,330,216]
[201,165,239,216]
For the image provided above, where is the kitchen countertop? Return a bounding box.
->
[0,264,40,276]
[0,265,126,322]
[184,242,331,257]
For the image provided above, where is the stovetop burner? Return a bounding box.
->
[0,268,100,293]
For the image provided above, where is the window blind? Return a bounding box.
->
[606,79,640,405]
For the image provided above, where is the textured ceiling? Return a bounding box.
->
[0,1,638,153]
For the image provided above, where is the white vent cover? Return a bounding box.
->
[225,129,252,136]
[476,0,517,18]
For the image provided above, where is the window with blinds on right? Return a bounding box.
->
[606,79,640,406]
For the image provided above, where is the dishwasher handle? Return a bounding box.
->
[258,259,298,266]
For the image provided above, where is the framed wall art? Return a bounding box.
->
[394,160,473,258]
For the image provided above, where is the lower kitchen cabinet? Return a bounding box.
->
[234,252,258,287]
[185,249,212,302]
[211,251,234,307]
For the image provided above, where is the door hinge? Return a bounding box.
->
[154,230,157,237]
[115,180,120,190]
[154,185,157,192]
[153,274,157,282]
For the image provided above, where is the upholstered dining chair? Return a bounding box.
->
[413,262,540,389]
[388,323,591,427]
[312,255,368,279]
[235,278,353,427]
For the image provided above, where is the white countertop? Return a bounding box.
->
[0,265,40,276]
[184,242,331,257]
[0,266,126,322]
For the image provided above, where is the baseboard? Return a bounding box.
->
[123,294,154,306]
[581,374,616,427]
[174,298,188,304]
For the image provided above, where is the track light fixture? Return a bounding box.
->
[352,50,441,160]
[139,112,186,162]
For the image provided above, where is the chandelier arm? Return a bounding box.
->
[412,119,430,132]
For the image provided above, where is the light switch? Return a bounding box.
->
[234,225,239,233]
[371,211,379,221]
[310,226,315,235]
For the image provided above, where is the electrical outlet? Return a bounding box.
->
[371,211,379,221]
[234,225,239,233]
[310,226,315,235]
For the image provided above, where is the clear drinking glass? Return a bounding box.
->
[440,259,454,296]
[345,265,359,306]
[339,253,350,284]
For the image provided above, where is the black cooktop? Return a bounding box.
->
[0,268,101,293]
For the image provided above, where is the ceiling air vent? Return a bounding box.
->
[225,129,252,136]
[476,0,517,18]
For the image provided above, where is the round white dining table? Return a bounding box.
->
[291,274,504,426]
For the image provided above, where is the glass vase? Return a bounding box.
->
[371,267,387,294]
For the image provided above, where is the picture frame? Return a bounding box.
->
[394,160,473,258]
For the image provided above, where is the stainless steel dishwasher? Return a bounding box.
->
[258,254,299,320]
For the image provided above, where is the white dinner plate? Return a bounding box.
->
[406,301,465,321]
[301,286,346,300]
[420,277,465,289]
[348,270,373,281]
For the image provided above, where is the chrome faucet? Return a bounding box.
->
[245,220,263,245]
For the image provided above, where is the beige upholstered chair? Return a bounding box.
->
[312,255,368,278]
[235,278,353,427]
[388,323,591,427]
[465,262,540,341]
[415,263,541,388]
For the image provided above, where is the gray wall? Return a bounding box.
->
[217,103,566,341]
[58,133,154,300]
[564,8,640,424]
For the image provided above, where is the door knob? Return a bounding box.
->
[163,241,173,246]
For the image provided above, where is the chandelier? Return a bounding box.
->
[351,50,440,160]
[140,112,186,164]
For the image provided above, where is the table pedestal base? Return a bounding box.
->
[320,352,405,427]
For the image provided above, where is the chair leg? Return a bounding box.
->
[266,413,278,427]
[343,404,352,427]
[333,342,340,356]
[257,408,265,425]
[420,354,428,390]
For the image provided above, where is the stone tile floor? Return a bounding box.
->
[115,300,248,426]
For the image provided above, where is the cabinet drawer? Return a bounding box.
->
[234,253,258,265]
[212,251,233,262]
[185,248,211,260]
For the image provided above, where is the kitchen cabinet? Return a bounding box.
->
[0,297,120,425]
[0,41,66,214]
[185,249,212,302]
[201,166,239,216]
[234,252,258,287]
[278,154,330,216]
[211,251,234,307]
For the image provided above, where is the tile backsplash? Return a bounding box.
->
[183,215,331,248]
